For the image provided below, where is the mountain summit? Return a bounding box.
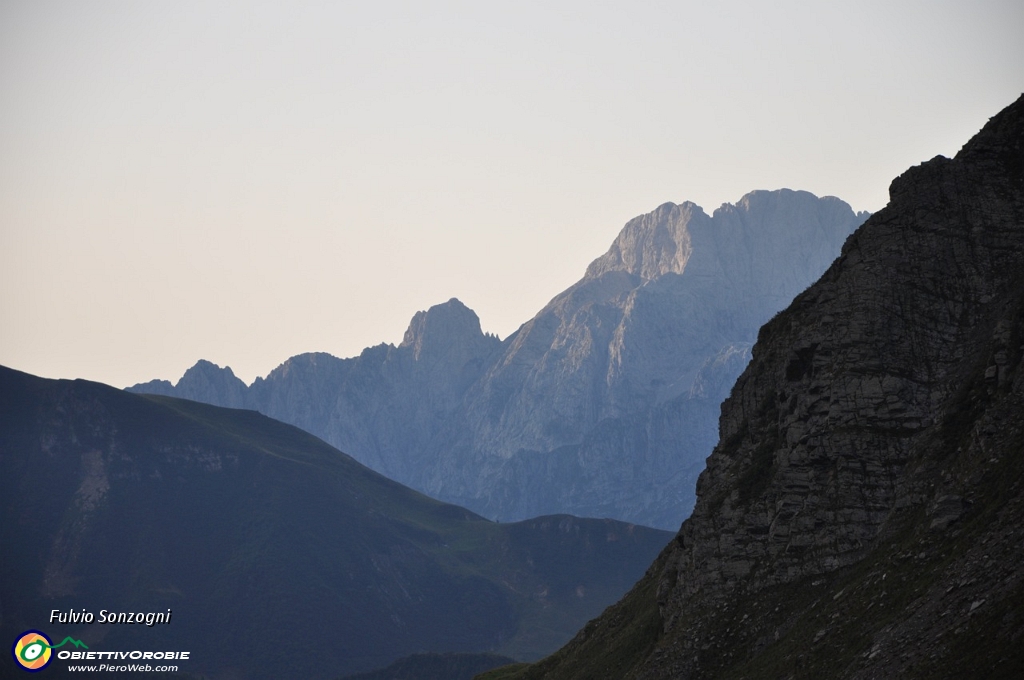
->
[401,298,495,362]
[426,190,866,527]
[585,201,704,280]
[488,94,1024,680]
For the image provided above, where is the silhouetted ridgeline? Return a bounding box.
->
[0,366,670,679]
[478,95,1024,680]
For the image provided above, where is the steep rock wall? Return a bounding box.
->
[490,94,1024,680]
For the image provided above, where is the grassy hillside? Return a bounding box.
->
[0,366,671,679]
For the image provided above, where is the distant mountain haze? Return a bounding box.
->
[130,189,868,529]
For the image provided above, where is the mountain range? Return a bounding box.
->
[5,87,1019,680]
[480,94,1024,680]
[0,366,670,679]
[130,190,868,530]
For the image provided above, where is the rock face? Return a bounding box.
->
[429,191,866,528]
[242,298,502,482]
[489,95,1024,679]
[129,191,866,529]
[132,299,503,484]
[132,359,248,408]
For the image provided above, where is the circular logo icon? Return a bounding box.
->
[12,631,53,672]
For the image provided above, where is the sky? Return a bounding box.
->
[1,1,1022,389]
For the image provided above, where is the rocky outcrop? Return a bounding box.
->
[487,95,1024,679]
[132,359,248,407]
[132,299,502,483]
[130,193,866,529]
[256,298,502,483]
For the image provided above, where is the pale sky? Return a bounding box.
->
[1,0,1022,388]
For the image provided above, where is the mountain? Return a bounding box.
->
[129,190,867,530]
[428,191,867,528]
[0,366,671,680]
[134,299,502,485]
[479,95,1024,679]
[130,359,248,408]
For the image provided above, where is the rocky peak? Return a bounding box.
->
[400,297,497,363]
[585,202,708,281]
[171,360,248,409]
[676,189,866,311]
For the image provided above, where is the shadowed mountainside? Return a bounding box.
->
[477,94,1024,680]
[0,366,670,680]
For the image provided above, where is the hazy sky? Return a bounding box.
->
[2,1,1022,388]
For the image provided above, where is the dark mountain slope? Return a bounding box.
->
[0,366,670,680]
[480,95,1024,679]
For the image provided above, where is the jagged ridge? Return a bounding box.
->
[130,191,865,530]
[482,95,1024,680]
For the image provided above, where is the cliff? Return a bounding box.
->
[483,94,1024,679]
[432,190,866,527]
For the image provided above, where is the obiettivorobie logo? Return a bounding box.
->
[11,629,191,673]
[12,630,88,672]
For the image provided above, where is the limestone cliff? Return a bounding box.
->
[487,95,1024,680]
[129,193,865,529]
[422,190,866,527]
